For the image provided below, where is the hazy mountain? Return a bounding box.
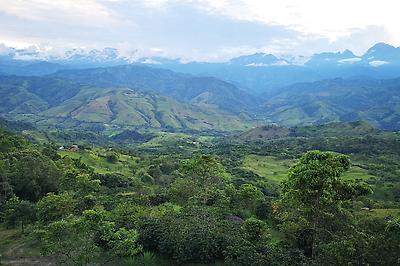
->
[305,43,400,68]
[136,43,400,94]
[0,46,132,76]
[2,42,400,95]
[136,60,322,95]
[362,42,400,66]
[0,45,131,66]
[0,61,68,76]
[305,50,359,67]
[229,53,289,66]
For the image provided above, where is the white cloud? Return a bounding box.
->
[338,58,362,64]
[0,0,398,61]
[245,61,289,67]
[369,60,389,67]
[196,0,400,44]
[140,58,162,64]
[0,0,118,26]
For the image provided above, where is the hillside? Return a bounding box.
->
[262,78,400,129]
[0,75,83,114]
[0,76,252,132]
[232,121,380,142]
[39,87,250,131]
[290,121,381,137]
[51,65,261,115]
[235,125,290,141]
[2,73,400,131]
[49,65,400,130]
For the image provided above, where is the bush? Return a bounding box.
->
[125,251,164,266]
[139,206,225,263]
[106,152,119,163]
[36,192,75,224]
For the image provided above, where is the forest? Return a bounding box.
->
[0,120,399,265]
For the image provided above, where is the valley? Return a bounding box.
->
[1,42,400,266]
[1,119,399,265]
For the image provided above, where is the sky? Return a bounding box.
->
[0,0,399,61]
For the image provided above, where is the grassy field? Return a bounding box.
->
[241,155,294,183]
[242,154,379,184]
[138,132,194,148]
[59,148,138,176]
[241,154,400,207]
[343,166,377,181]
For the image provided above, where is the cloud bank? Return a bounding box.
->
[0,0,398,61]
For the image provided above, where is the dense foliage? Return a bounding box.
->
[0,123,399,265]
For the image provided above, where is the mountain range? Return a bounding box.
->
[261,78,400,130]
[0,75,251,132]
[2,42,400,68]
[0,42,400,131]
[141,43,400,95]
[50,65,261,115]
[2,42,400,95]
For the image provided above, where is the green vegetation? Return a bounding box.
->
[242,154,377,184]
[0,121,399,265]
[242,155,293,183]
[1,45,400,266]
[0,75,254,133]
[0,226,42,259]
[59,148,137,176]
[263,78,400,130]
[38,88,250,131]
[281,151,372,261]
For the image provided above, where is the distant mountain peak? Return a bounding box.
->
[137,56,182,65]
[342,49,356,57]
[363,42,400,64]
[367,42,396,52]
[305,49,358,66]
[229,53,290,66]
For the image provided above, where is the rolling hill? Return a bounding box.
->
[40,87,250,131]
[262,78,400,129]
[1,69,400,131]
[232,121,380,142]
[0,75,252,132]
[50,65,261,115]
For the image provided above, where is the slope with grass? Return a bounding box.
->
[230,121,381,142]
[51,64,261,115]
[38,87,251,131]
[241,154,382,197]
[263,78,400,129]
[58,148,138,176]
[0,76,252,132]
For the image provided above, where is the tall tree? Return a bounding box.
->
[4,196,36,233]
[180,155,228,187]
[281,150,371,259]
